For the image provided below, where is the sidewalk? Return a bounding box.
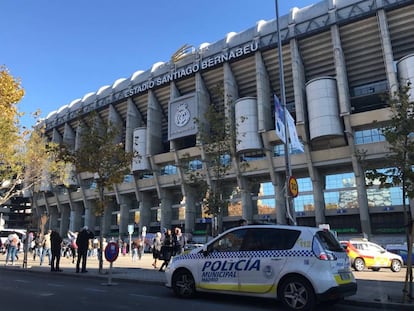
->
[1,252,413,310]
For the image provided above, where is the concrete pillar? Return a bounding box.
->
[60,204,71,236]
[75,122,83,150]
[63,123,76,149]
[140,192,153,232]
[312,168,326,226]
[255,51,272,132]
[101,200,114,238]
[196,71,210,126]
[49,206,59,231]
[147,91,163,155]
[84,200,96,232]
[183,185,197,234]
[70,201,83,232]
[118,194,132,237]
[290,37,327,226]
[240,190,252,222]
[331,24,371,237]
[52,128,63,144]
[275,173,287,224]
[377,9,398,94]
[223,62,239,102]
[108,104,123,143]
[290,38,306,126]
[160,190,173,231]
[126,98,143,153]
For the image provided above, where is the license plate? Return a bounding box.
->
[339,272,351,280]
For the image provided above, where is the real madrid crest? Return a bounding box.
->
[174,103,191,127]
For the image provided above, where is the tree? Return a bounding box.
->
[60,112,134,272]
[365,84,414,302]
[0,67,63,205]
[190,86,244,236]
[0,65,25,205]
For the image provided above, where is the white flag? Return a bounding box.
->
[286,111,304,152]
[274,94,304,152]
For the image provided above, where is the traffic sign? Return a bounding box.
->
[104,241,119,263]
[288,176,299,198]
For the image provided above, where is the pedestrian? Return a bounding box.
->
[151,232,162,269]
[122,242,127,256]
[173,227,186,256]
[40,230,52,266]
[76,226,94,273]
[159,229,175,272]
[138,238,144,260]
[32,233,42,261]
[131,240,138,261]
[68,230,78,264]
[5,233,20,266]
[50,229,63,272]
[27,232,34,255]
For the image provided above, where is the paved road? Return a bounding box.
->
[1,251,413,310]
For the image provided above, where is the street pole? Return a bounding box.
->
[275,0,296,225]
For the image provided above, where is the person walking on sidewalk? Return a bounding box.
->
[50,229,63,272]
[173,227,185,256]
[159,229,175,272]
[32,233,42,261]
[67,230,78,264]
[40,230,52,266]
[5,233,20,266]
[76,226,94,273]
[151,232,162,269]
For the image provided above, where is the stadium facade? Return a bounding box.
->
[33,0,414,243]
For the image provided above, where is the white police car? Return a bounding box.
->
[165,225,357,311]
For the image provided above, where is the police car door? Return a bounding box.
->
[237,228,292,294]
[196,229,245,293]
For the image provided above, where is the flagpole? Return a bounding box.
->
[275,0,296,226]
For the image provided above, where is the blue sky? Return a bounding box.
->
[1,0,317,128]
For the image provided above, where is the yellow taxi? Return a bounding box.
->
[340,239,403,272]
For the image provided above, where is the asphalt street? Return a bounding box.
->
[1,251,413,310]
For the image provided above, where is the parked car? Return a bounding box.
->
[340,239,403,272]
[165,225,357,311]
[386,244,414,265]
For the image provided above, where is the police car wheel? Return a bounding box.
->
[172,270,196,298]
[278,276,316,311]
[390,259,402,272]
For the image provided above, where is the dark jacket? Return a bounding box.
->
[50,231,62,252]
[76,229,94,253]
[161,233,175,261]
